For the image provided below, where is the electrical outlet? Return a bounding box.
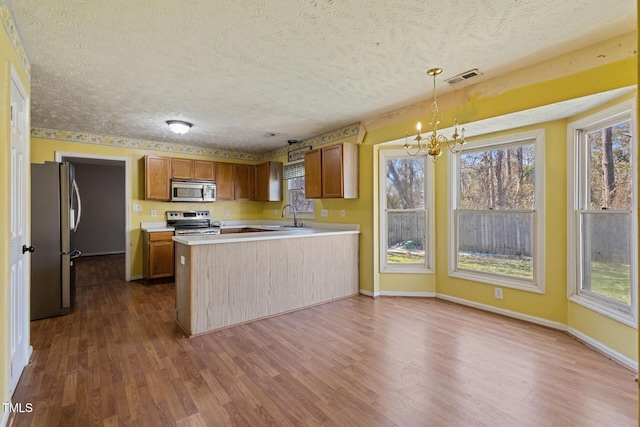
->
[274,209,278,216]
[321,209,328,217]
[150,209,157,217]
[180,256,185,265]
[494,287,503,300]
[225,209,230,216]
[340,209,346,217]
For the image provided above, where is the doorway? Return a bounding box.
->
[54,153,131,282]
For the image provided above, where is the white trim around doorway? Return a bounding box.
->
[54,152,131,281]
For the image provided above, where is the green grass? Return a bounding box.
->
[458,252,533,279]
[387,251,424,263]
[458,252,630,304]
[588,261,631,304]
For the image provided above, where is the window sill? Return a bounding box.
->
[449,269,544,294]
[569,294,637,328]
[381,265,434,275]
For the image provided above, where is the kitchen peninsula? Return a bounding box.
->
[173,223,360,336]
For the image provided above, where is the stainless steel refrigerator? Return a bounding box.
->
[30,161,82,320]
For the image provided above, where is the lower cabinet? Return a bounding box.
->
[143,231,174,280]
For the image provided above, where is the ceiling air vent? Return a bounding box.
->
[446,69,481,84]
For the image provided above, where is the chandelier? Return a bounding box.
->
[404,67,465,159]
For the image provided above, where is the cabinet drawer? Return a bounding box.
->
[148,231,174,241]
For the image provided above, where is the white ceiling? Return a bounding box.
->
[5,0,637,154]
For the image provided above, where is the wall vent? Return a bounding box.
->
[446,69,481,84]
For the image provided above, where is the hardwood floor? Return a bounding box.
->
[74,254,125,287]
[9,267,637,425]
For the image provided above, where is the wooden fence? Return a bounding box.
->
[387,211,426,248]
[457,211,532,256]
[388,210,630,262]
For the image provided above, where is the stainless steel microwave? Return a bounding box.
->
[171,180,216,202]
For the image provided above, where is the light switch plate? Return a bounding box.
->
[133,203,142,212]
[180,256,185,265]
[340,209,346,217]
[225,209,230,216]
[321,209,328,217]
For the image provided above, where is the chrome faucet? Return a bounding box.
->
[281,204,300,227]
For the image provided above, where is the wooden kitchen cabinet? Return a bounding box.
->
[254,161,283,201]
[215,162,235,200]
[145,155,171,201]
[171,158,194,180]
[234,163,255,201]
[304,149,323,199]
[304,143,358,199]
[194,160,215,181]
[143,231,174,280]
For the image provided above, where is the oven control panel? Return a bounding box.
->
[166,210,210,220]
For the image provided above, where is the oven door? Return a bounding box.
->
[171,180,205,202]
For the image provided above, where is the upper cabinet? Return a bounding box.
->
[145,155,171,201]
[171,158,216,181]
[171,158,194,180]
[215,162,235,201]
[304,143,358,199]
[255,161,283,202]
[234,163,255,201]
[194,160,216,181]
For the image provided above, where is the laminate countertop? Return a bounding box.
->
[172,223,359,246]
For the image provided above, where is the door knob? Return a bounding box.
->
[22,245,34,254]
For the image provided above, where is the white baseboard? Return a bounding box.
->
[436,293,567,331]
[567,327,638,372]
[359,289,436,298]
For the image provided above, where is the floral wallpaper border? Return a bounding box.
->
[1,1,31,78]
[31,122,362,162]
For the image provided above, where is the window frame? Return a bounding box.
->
[379,149,435,274]
[448,129,546,293]
[285,161,315,220]
[567,100,638,327]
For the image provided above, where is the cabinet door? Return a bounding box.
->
[234,164,254,201]
[194,160,215,181]
[254,162,269,201]
[171,158,194,180]
[149,240,174,278]
[216,162,235,200]
[145,155,171,201]
[304,149,322,198]
[321,145,344,198]
[254,161,283,202]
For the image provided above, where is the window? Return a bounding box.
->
[449,130,545,292]
[284,162,314,219]
[379,150,434,273]
[567,101,637,326]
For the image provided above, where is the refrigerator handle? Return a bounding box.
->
[73,179,82,233]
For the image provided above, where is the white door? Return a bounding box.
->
[9,66,30,394]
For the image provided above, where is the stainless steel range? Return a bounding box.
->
[167,211,221,235]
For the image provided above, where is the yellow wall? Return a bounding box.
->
[1,0,31,409]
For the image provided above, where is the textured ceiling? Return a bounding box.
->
[5,0,637,154]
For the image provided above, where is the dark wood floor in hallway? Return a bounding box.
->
[10,268,638,425]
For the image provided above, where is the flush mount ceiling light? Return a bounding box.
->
[404,67,465,160]
[166,120,192,135]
